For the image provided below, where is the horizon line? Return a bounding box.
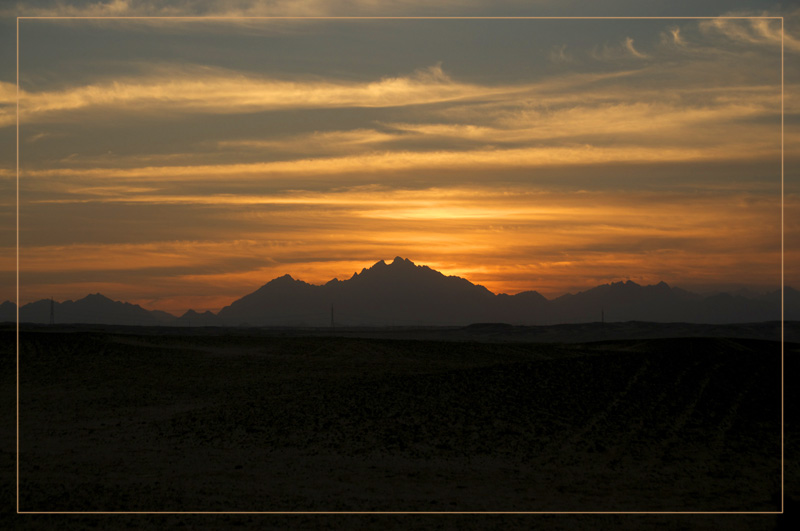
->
[7,262,791,316]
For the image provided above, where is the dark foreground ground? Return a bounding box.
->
[2,323,796,529]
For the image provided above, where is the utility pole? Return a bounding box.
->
[49,297,55,326]
[331,304,334,328]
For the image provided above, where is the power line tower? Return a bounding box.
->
[49,297,55,326]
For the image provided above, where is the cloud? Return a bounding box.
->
[19,71,782,182]
[225,95,778,160]
[666,26,685,47]
[23,140,781,183]
[17,64,522,125]
[387,96,779,146]
[699,13,800,53]
[217,129,399,154]
[15,48,782,193]
[623,37,648,59]
[591,37,650,61]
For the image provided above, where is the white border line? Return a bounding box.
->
[15,15,786,516]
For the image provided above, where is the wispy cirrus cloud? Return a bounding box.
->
[387,96,779,146]
[700,12,800,53]
[22,142,781,183]
[591,36,651,61]
[16,64,520,125]
[15,56,783,168]
[13,66,669,131]
[18,71,781,183]
[662,26,685,47]
[623,37,648,59]
[217,129,399,154]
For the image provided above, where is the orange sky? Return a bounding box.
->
[3,14,796,314]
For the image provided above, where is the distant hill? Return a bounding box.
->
[0,300,15,322]
[549,280,792,324]
[177,309,224,327]
[14,293,177,326]
[4,257,795,326]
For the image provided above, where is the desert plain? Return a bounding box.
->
[4,322,795,529]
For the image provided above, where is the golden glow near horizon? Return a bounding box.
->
[7,13,796,314]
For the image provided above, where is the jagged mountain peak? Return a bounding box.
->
[391,256,415,266]
[353,257,428,279]
[608,280,640,288]
[369,256,416,270]
[79,292,114,303]
[253,273,309,292]
[177,308,221,326]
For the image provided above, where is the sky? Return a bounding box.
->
[1,1,798,315]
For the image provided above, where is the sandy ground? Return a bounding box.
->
[3,324,795,529]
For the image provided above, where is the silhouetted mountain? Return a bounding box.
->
[217,258,789,326]
[151,309,181,325]
[217,257,513,326]
[0,300,15,322]
[19,293,176,326]
[552,280,780,324]
[12,258,795,326]
[177,309,224,327]
[756,286,800,321]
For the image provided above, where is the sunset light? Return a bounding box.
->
[7,14,794,314]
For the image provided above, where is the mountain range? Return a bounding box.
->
[3,257,796,326]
